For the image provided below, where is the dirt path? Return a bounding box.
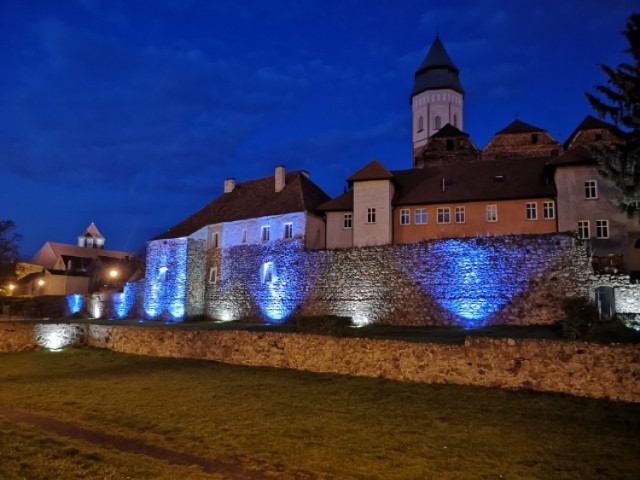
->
[0,405,272,479]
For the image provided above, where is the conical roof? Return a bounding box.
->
[411,35,464,98]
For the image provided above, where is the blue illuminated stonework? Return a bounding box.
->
[143,238,188,321]
[66,294,84,315]
[114,282,137,319]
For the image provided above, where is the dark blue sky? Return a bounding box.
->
[1,0,636,259]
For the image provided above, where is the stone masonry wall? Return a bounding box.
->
[203,234,593,327]
[2,322,636,402]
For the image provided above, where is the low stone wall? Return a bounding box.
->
[1,322,637,403]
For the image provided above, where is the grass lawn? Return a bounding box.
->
[1,348,639,479]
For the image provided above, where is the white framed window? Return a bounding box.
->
[242,229,247,243]
[578,220,590,239]
[585,180,598,199]
[261,262,275,284]
[437,207,450,224]
[415,208,428,224]
[400,209,410,225]
[526,202,538,220]
[455,206,465,224]
[596,220,609,239]
[543,201,555,219]
[486,205,498,222]
[284,223,293,239]
[261,225,270,242]
[208,267,218,284]
[343,213,352,229]
[367,208,376,224]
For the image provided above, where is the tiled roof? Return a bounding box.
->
[80,222,104,239]
[563,115,626,149]
[33,243,132,267]
[496,119,546,135]
[347,160,394,183]
[393,157,555,205]
[152,171,330,240]
[320,158,555,211]
[317,189,353,212]
[548,146,597,167]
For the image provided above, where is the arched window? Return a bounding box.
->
[453,114,458,128]
[435,115,442,130]
[417,116,424,132]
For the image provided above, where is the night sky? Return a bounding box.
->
[1,0,636,259]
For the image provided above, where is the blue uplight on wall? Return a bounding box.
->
[402,238,544,328]
[143,239,188,321]
[114,282,136,319]
[66,294,84,315]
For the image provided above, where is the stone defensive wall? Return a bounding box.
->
[1,322,638,403]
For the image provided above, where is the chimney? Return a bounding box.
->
[275,165,285,192]
[224,178,235,193]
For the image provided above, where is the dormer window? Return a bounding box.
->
[446,139,454,151]
[531,133,539,144]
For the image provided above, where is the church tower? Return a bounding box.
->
[411,35,464,162]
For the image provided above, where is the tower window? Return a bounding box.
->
[367,208,376,224]
[434,115,442,130]
[417,116,424,133]
[453,114,458,128]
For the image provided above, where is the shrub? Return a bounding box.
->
[559,297,599,339]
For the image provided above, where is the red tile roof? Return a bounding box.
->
[347,159,394,183]
[152,171,330,240]
[319,157,555,211]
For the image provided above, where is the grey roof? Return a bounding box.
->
[411,36,464,98]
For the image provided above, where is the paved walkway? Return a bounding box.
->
[0,405,271,479]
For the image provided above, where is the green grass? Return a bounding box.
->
[1,348,639,479]
[0,419,222,480]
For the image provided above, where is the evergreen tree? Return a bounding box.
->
[586,13,640,220]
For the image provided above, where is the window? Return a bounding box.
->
[367,208,376,224]
[417,116,424,132]
[531,133,539,144]
[437,207,450,224]
[596,220,609,239]
[585,180,598,199]
[158,266,168,282]
[212,232,219,248]
[543,201,555,219]
[400,209,410,225]
[455,206,465,223]
[415,208,428,224]
[486,205,498,222]
[261,262,275,284]
[453,114,458,128]
[446,139,454,151]
[284,223,293,239]
[595,133,603,141]
[208,267,218,284]
[343,213,352,229]
[434,115,442,130]
[242,229,247,243]
[261,225,270,242]
[526,202,538,220]
[577,220,590,239]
